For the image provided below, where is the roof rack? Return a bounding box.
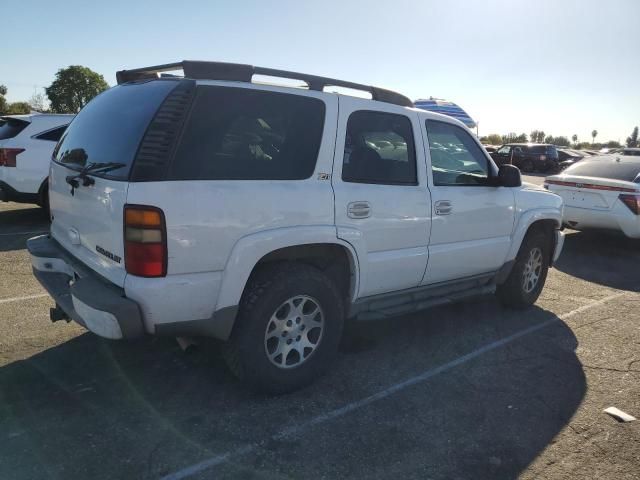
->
[115,60,413,107]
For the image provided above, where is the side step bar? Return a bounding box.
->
[351,274,497,321]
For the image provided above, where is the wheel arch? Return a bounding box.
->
[506,209,562,264]
[215,226,360,316]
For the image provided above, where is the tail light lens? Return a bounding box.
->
[619,194,640,215]
[0,148,25,167]
[124,205,167,277]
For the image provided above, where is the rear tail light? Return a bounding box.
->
[619,194,640,215]
[124,205,167,277]
[0,148,25,167]
[540,155,547,161]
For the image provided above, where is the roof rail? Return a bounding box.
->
[115,60,413,107]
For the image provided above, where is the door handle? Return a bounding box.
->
[347,201,371,219]
[434,200,453,215]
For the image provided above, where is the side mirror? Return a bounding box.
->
[498,164,522,187]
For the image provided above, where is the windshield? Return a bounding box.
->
[53,80,179,179]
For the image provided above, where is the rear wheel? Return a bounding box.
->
[223,263,344,393]
[521,158,534,173]
[496,230,550,308]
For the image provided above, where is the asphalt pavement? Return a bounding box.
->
[0,200,639,480]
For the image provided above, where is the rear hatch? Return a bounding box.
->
[49,80,181,286]
[545,156,640,210]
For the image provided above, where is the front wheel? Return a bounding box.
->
[223,263,344,393]
[496,231,550,309]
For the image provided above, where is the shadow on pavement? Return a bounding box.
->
[555,230,640,291]
[0,300,585,480]
[0,205,49,253]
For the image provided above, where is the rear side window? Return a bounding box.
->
[530,145,557,154]
[35,125,68,142]
[170,87,326,180]
[564,159,640,182]
[0,118,29,140]
[53,80,180,179]
[342,111,417,185]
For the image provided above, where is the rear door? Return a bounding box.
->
[422,119,515,284]
[49,80,182,286]
[332,97,431,298]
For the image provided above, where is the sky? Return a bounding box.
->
[3,0,639,143]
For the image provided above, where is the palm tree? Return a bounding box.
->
[591,130,598,145]
[572,134,578,146]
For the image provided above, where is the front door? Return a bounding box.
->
[332,98,431,298]
[422,119,515,285]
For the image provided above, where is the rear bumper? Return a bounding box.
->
[563,205,640,239]
[27,234,144,339]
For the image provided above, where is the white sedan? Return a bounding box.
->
[545,154,640,238]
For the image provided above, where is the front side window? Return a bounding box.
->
[342,111,417,185]
[170,87,325,180]
[425,120,489,186]
[496,145,511,155]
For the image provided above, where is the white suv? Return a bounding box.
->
[0,113,73,210]
[28,61,565,392]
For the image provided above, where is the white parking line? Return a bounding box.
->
[159,291,627,480]
[0,293,48,304]
[0,230,47,236]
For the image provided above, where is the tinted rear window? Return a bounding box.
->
[36,125,68,142]
[564,159,640,182]
[0,118,29,140]
[169,86,325,180]
[529,145,555,154]
[53,80,179,179]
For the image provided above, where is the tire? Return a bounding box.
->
[223,263,345,394]
[496,230,550,309]
[521,158,534,173]
[38,183,50,218]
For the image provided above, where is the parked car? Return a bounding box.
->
[622,147,640,156]
[27,61,565,393]
[490,143,560,172]
[557,148,585,170]
[0,113,74,210]
[545,155,640,238]
[482,144,498,153]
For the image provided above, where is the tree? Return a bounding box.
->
[626,126,638,148]
[530,130,545,143]
[0,85,8,114]
[591,129,598,145]
[46,65,109,113]
[0,85,31,115]
[482,133,503,145]
[605,140,621,148]
[28,92,47,112]
[572,134,578,145]
[5,102,31,114]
